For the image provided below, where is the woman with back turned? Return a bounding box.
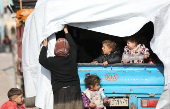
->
[39,25,83,109]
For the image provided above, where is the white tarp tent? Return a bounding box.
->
[22,0,170,109]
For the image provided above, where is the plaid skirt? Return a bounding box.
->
[54,85,84,109]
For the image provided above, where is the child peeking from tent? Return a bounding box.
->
[122,36,150,64]
[91,40,121,66]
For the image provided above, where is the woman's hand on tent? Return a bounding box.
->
[64,25,68,34]
[43,38,48,47]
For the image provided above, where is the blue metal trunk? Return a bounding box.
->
[78,63,164,109]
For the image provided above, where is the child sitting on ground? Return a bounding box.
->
[82,73,110,109]
[0,88,25,109]
[122,36,150,64]
[91,40,121,66]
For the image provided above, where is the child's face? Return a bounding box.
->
[14,94,24,105]
[127,41,137,49]
[102,43,112,55]
[90,83,100,91]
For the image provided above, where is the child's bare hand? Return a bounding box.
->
[91,61,98,64]
[89,102,96,108]
[102,61,108,66]
[123,61,127,64]
[103,99,108,104]
[144,54,148,59]
[64,25,68,34]
[43,38,47,47]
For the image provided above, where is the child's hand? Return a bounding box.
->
[89,102,96,108]
[43,38,47,47]
[91,61,98,64]
[102,61,108,66]
[144,54,148,59]
[123,61,127,64]
[103,99,108,104]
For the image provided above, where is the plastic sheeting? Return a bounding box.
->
[22,0,170,109]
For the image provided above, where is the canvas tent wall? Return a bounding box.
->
[22,0,170,109]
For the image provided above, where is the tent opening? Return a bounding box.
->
[55,22,162,64]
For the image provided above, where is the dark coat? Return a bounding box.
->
[39,33,80,92]
[93,47,121,64]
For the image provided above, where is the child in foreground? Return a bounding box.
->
[91,40,121,66]
[122,36,150,64]
[0,88,25,109]
[82,73,110,109]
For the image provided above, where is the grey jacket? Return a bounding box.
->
[93,47,121,64]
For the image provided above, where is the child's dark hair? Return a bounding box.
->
[84,73,101,88]
[8,88,23,100]
[102,40,117,51]
[127,36,138,45]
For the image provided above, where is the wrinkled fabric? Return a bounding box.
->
[22,0,170,109]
